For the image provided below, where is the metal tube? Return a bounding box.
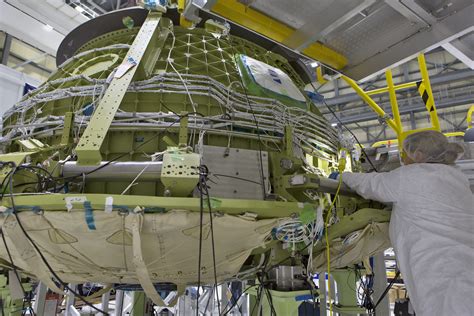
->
[341,75,399,133]
[366,81,418,95]
[115,290,125,316]
[417,54,441,130]
[62,161,163,181]
[64,284,77,316]
[33,282,48,315]
[385,69,403,136]
[318,177,357,197]
[101,290,111,315]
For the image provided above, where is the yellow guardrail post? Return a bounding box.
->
[341,75,400,134]
[467,105,473,128]
[316,66,328,85]
[385,69,403,142]
[417,53,441,131]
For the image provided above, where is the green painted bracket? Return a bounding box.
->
[3,193,312,219]
[331,269,365,314]
[0,273,32,316]
[61,112,75,146]
[312,208,391,253]
[178,111,188,146]
[284,125,293,157]
[75,12,171,165]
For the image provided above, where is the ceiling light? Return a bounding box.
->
[310,62,319,68]
[331,123,338,127]
[75,6,85,13]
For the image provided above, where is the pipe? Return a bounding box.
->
[317,177,357,197]
[62,161,163,181]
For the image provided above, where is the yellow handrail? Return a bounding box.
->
[385,69,402,141]
[467,105,474,128]
[417,54,441,131]
[341,75,400,133]
[366,81,418,96]
[372,132,465,148]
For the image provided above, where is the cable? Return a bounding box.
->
[308,81,378,172]
[202,172,221,315]
[196,171,205,316]
[4,164,110,315]
[321,99,378,172]
[195,165,221,315]
[226,35,267,199]
[220,284,254,315]
[373,269,401,310]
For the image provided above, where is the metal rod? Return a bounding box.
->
[62,161,163,181]
[341,75,399,133]
[33,282,48,315]
[366,81,418,95]
[385,69,403,136]
[1,33,12,65]
[115,290,125,316]
[417,53,441,130]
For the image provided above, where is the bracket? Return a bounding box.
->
[178,111,188,146]
[75,13,171,165]
[61,112,75,146]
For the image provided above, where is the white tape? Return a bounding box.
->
[65,196,87,211]
[105,196,113,214]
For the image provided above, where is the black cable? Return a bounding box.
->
[373,269,400,310]
[196,173,205,316]
[249,283,264,316]
[307,82,379,172]
[4,164,109,315]
[202,170,221,315]
[320,98,378,172]
[220,284,255,315]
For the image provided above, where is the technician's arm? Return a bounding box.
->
[342,170,401,203]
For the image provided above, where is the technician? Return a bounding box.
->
[342,130,473,315]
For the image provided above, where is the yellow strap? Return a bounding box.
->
[2,215,65,294]
[131,213,183,307]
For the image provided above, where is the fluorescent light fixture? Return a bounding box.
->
[310,62,319,68]
[75,5,85,13]
[331,123,338,127]
[43,24,53,31]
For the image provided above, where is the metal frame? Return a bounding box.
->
[76,12,169,165]
[207,0,347,69]
[340,53,442,146]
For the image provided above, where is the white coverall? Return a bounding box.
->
[343,163,474,316]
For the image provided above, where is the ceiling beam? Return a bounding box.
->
[282,0,377,50]
[344,3,474,80]
[442,42,474,70]
[324,68,474,105]
[328,95,474,125]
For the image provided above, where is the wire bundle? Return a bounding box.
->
[3,72,339,161]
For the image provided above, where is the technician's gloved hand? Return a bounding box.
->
[328,171,339,180]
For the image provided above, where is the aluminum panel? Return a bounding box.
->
[249,0,334,29]
[199,145,269,200]
[323,3,422,67]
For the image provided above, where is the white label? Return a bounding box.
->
[105,196,113,213]
[242,55,306,102]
